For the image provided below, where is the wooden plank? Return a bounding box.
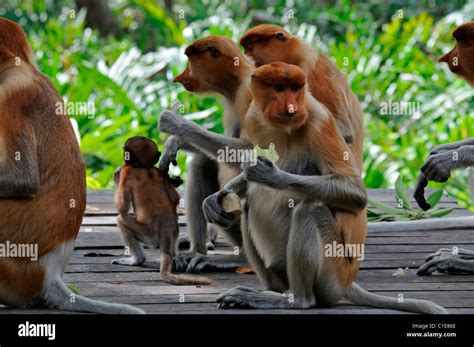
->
[63,270,474,284]
[62,190,474,315]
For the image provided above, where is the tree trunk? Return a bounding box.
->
[75,0,120,37]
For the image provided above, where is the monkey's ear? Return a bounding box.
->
[208,46,220,59]
[275,32,286,41]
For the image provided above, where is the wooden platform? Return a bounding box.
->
[1,189,473,314]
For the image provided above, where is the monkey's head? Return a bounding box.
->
[174,35,248,94]
[240,24,301,67]
[439,22,474,85]
[0,17,32,64]
[251,62,308,129]
[123,136,161,168]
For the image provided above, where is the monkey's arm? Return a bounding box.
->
[159,135,198,172]
[420,144,474,182]
[0,132,40,197]
[430,138,474,155]
[159,111,252,164]
[115,185,133,214]
[243,157,367,213]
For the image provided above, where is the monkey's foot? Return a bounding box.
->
[425,247,474,261]
[217,286,295,309]
[112,256,145,266]
[417,257,474,276]
[174,253,247,273]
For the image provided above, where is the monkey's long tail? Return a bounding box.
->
[43,278,145,314]
[346,282,448,314]
[368,216,474,233]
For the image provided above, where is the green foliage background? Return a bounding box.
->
[2,0,473,209]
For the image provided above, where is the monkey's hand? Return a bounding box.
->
[413,174,431,211]
[420,151,455,182]
[159,110,186,136]
[242,156,282,188]
[114,167,122,186]
[203,190,237,228]
[159,135,182,172]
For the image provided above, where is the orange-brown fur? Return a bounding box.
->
[242,63,367,293]
[174,35,253,133]
[174,36,254,186]
[439,22,474,85]
[116,165,180,225]
[240,24,364,170]
[0,18,85,305]
[115,137,213,286]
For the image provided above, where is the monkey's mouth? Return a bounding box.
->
[278,111,299,118]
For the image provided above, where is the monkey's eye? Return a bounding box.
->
[275,85,285,92]
[290,84,300,92]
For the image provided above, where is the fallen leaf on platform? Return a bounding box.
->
[110,281,126,285]
[392,268,406,277]
[236,267,255,274]
[86,205,102,212]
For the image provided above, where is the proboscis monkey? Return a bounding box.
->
[161,35,254,272]
[159,62,447,313]
[411,22,474,276]
[0,17,143,313]
[113,137,213,285]
[239,24,364,169]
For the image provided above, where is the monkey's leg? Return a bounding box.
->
[112,214,146,266]
[218,203,333,309]
[184,153,220,254]
[176,174,249,273]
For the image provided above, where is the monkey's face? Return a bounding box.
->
[251,62,308,130]
[174,36,241,94]
[240,24,294,66]
[439,23,474,85]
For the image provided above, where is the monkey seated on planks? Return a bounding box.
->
[161,35,254,273]
[0,18,143,314]
[411,22,474,276]
[112,136,213,286]
[239,24,364,168]
[159,62,447,313]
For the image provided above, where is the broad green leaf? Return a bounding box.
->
[426,190,443,208]
[368,198,404,215]
[428,208,454,218]
[395,175,412,210]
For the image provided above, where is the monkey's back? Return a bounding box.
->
[0,70,86,257]
[125,167,179,225]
